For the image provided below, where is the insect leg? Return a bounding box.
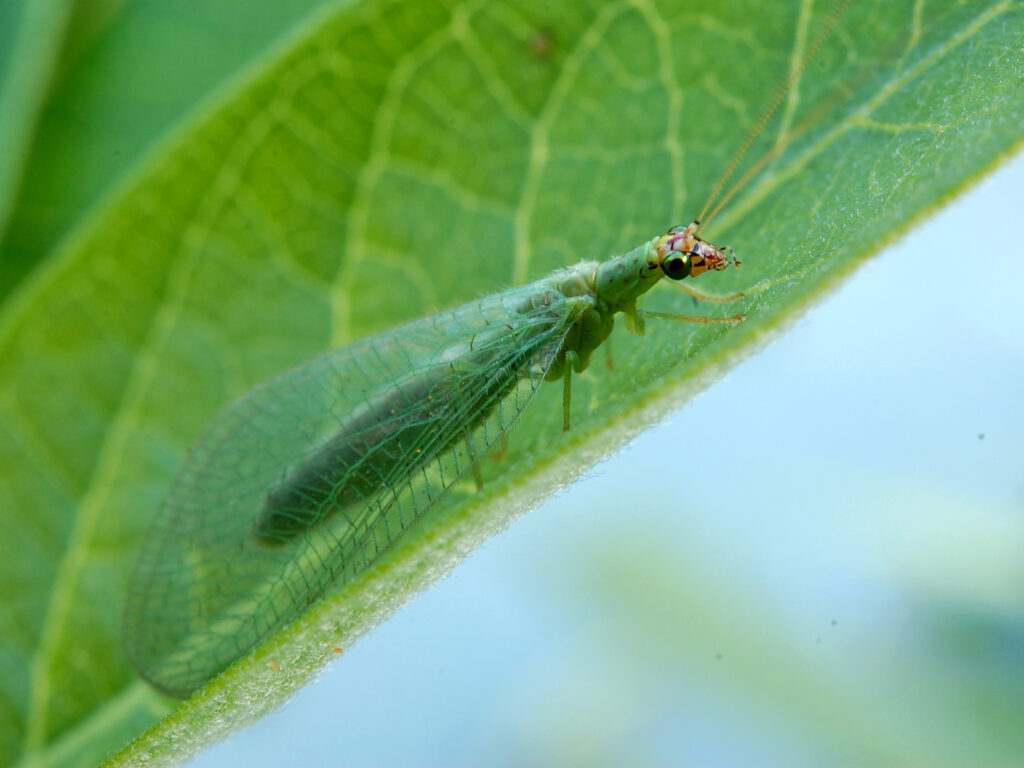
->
[465,427,484,490]
[673,282,745,304]
[562,350,580,432]
[623,302,645,336]
[489,434,509,462]
[639,310,746,325]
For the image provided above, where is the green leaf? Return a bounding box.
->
[0,0,1020,766]
[0,0,343,299]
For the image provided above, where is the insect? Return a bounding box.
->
[123,3,849,698]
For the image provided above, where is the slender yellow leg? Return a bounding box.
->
[465,428,484,490]
[562,350,582,432]
[675,282,745,304]
[623,302,645,335]
[639,310,746,324]
[562,362,572,432]
[489,434,509,462]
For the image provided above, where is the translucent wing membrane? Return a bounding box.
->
[124,282,583,696]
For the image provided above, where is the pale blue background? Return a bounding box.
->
[190,151,1024,767]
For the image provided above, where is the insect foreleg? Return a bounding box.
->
[562,349,579,432]
[623,301,643,336]
[673,282,746,304]
[465,427,484,490]
[639,310,746,325]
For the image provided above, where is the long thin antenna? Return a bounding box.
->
[696,0,851,232]
[701,69,849,230]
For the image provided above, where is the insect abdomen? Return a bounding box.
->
[254,336,553,544]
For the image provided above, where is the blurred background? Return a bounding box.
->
[187,152,1024,767]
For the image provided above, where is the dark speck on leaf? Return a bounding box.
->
[529,28,555,60]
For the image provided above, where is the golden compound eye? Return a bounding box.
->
[663,253,692,280]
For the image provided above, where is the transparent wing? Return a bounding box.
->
[124,283,581,696]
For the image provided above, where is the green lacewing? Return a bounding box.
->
[124,3,849,697]
[122,223,740,696]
